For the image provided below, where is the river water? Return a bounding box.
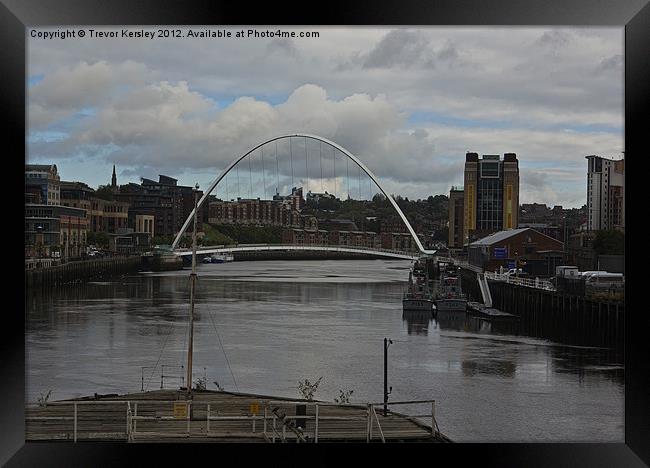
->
[26,259,624,442]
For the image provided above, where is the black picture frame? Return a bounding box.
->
[2,0,647,465]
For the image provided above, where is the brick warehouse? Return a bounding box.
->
[468,227,564,278]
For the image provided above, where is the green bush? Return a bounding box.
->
[210,224,282,244]
[593,230,624,255]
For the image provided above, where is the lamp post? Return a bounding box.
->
[186,183,199,395]
[383,338,393,416]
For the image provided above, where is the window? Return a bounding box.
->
[480,161,500,178]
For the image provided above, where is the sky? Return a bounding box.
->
[27,26,624,207]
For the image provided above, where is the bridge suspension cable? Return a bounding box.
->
[346,156,349,199]
[248,151,253,199]
[275,140,279,195]
[236,165,240,199]
[319,140,323,192]
[171,134,434,255]
[304,135,309,194]
[290,137,294,187]
[333,145,337,195]
[260,146,266,198]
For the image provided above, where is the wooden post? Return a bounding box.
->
[263,406,268,436]
[73,402,77,443]
[272,415,276,443]
[315,404,319,443]
[598,301,602,345]
[187,401,191,434]
[431,401,436,438]
[126,402,130,440]
[607,301,612,345]
[366,405,371,442]
[207,404,210,434]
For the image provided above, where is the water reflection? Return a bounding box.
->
[402,310,434,335]
[461,359,517,378]
[435,310,474,332]
[550,347,624,385]
[25,260,624,442]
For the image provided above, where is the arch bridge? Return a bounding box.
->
[172,134,436,258]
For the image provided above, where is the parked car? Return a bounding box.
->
[584,272,624,288]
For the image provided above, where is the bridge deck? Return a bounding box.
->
[173,244,421,260]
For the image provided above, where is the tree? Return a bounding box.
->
[372,193,386,203]
[152,235,174,246]
[94,185,115,201]
[592,230,624,255]
[316,197,342,211]
[87,231,109,248]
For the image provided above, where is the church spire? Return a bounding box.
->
[111,164,117,188]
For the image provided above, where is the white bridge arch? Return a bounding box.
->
[171,134,435,255]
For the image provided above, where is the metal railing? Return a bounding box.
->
[485,271,555,291]
[26,400,132,442]
[448,260,483,273]
[259,400,369,443]
[140,365,185,391]
[369,399,440,439]
[25,258,61,269]
[258,399,439,443]
[27,398,440,443]
[130,401,192,440]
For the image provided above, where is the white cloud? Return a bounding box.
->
[26,26,623,207]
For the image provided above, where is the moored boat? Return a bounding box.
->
[202,253,234,264]
[435,266,467,313]
[403,258,435,313]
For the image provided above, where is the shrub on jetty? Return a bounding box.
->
[193,377,207,391]
[334,389,354,404]
[37,390,52,407]
[297,377,322,401]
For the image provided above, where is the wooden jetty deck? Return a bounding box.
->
[26,389,451,443]
[467,301,518,320]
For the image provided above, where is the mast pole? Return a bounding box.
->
[187,183,199,395]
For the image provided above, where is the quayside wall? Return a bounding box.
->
[25,256,142,290]
[459,268,624,349]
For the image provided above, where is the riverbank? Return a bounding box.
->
[458,266,624,349]
[25,256,142,289]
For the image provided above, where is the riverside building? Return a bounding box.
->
[463,152,519,245]
[586,155,625,232]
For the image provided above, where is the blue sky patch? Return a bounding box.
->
[27,74,44,87]
[407,111,622,134]
[28,131,68,143]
